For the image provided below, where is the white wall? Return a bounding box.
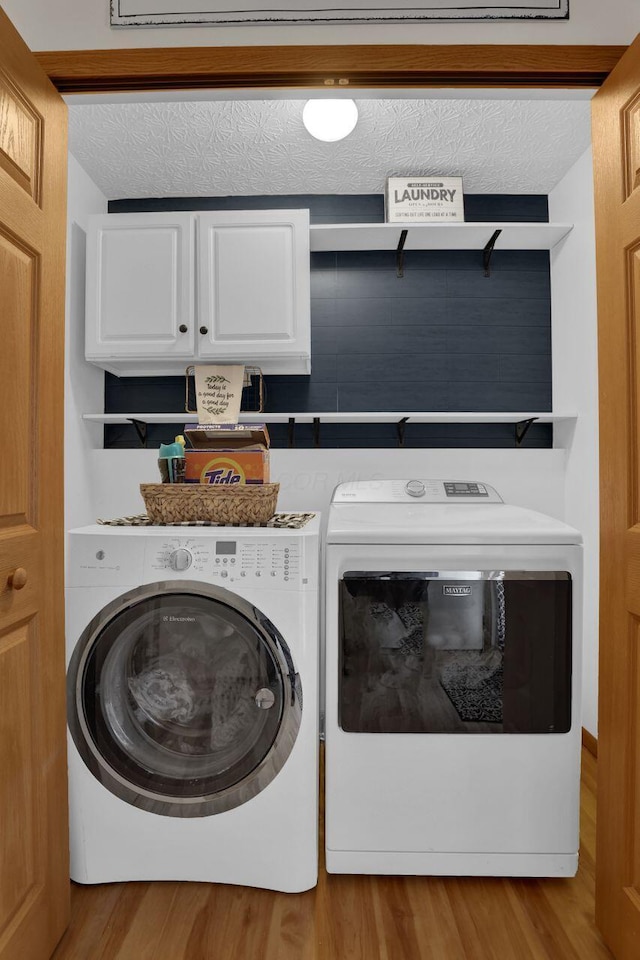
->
[65,153,108,535]
[549,146,599,737]
[4,0,638,51]
[88,447,567,527]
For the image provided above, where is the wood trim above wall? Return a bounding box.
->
[582,726,598,759]
[35,44,625,94]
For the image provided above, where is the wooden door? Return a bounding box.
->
[0,8,69,960]
[593,31,640,960]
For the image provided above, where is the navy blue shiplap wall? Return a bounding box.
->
[104,194,552,449]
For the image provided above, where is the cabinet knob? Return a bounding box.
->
[199,326,208,335]
[179,324,188,333]
[9,568,27,590]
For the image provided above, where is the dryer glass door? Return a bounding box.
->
[339,571,571,735]
[68,581,302,817]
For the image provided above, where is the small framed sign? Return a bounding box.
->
[111,1,569,27]
[385,177,465,224]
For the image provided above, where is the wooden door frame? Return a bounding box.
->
[33,31,621,936]
[36,44,624,94]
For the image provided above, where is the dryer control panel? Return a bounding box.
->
[332,479,503,504]
[144,536,302,587]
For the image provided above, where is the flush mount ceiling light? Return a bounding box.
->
[302,99,358,142]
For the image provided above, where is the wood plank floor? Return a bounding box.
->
[52,748,612,960]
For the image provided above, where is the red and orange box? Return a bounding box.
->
[184,423,270,485]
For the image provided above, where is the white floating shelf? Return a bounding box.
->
[84,412,576,426]
[310,222,573,253]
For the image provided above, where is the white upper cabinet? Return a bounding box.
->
[84,209,311,376]
[85,213,195,366]
[197,210,310,368]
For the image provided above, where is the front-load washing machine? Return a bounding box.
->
[325,480,582,878]
[66,519,319,892]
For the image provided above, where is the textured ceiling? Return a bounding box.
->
[68,98,592,200]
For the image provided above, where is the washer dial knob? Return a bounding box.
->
[405,480,426,498]
[169,548,192,572]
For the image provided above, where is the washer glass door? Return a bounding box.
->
[68,582,301,817]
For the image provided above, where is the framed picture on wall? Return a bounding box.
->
[110,0,569,27]
[385,177,465,224]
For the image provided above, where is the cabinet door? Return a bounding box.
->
[197,210,310,371]
[85,213,194,362]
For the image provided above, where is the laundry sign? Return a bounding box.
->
[110,0,569,26]
[385,176,465,224]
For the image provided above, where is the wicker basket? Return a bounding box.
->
[140,483,279,525]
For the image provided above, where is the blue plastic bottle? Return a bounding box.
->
[158,435,186,483]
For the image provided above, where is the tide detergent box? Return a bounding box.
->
[184,423,270,485]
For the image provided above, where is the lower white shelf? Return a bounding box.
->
[83,412,576,425]
[84,411,575,448]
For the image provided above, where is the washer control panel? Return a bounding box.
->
[144,536,302,587]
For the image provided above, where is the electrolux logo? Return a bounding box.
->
[163,615,197,622]
[443,586,472,597]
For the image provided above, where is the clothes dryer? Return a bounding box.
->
[325,480,582,877]
[66,520,319,892]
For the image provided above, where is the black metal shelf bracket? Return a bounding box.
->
[515,417,537,447]
[313,417,321,448]
[396,229,409,278]
[397,416,409,447]
[128,418,148,448]
[483,229,502,278]
[288,417,296,449]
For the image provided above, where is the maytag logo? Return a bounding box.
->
[163,615,196,623]
[443,586,472,597]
